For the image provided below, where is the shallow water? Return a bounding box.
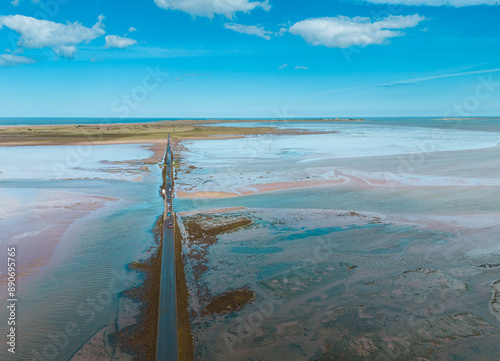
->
[175,119,500,360]
[188,123,500,159]
[179,208,500,360]
[177,185,500,215]
[205,117,500,132]
[0,144,152,181]
[0,117,178,126]
[0,144,163,360]
[175,120,500,199]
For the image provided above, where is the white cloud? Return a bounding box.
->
[278,27,288,36]
[0,53,35,66]
[295,65,309,70]
[363,0,500,6]
[124,27,137,36]
[279,63,287,69]
[0,15,105,57]
[105,35,138,49]
[54,45,77,59]
[223,23,272,40]
[154,0,270,18]
[11,0,20,6]
[289,14,426,48]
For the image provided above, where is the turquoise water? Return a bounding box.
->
[0,145,163,360]
[174,119,500,360]
[180,207,500,360]
[175,118,500,201]
[0,117,177,126]
[0,144,153,181]
[204,117,500,132]
[2,116,500,132]
[176,185,500,214]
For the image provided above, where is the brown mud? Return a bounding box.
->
[112,216,163,361]
[203,287,256,316]
[175,216,195,360]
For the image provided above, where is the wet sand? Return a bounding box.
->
[0,142,160,295]
[70,327,132,361]
[178,207,247,215]
[0,192,117,298]
[177,208,500,360]
[0,142,163,360]
[174,168,500,199]
[176,179,347,198]
[171,121,500,360]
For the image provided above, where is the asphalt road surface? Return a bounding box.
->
[156,136,178,361]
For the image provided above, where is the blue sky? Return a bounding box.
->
[0,0,499,118]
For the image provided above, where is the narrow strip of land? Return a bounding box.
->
[156,134,179,361]
[0,118,362,145]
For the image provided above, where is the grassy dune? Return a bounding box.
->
[0,118,362,145]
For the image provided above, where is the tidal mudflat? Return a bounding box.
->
[174,119,500,360]
[0,144,164,360]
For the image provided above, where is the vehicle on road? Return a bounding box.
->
[168,187,172,192]
[167,195,170,199]
[167,203,171,207]
[168,223,173,228]
[167,212,171,217]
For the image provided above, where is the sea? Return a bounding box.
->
[2,116,500,132]
[1,117,500,360]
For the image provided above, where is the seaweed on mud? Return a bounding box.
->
[203,287,256,316]
[315,309,491,361]
[111,216,163,361]
[402,268,437,274]
[174,217,195,361]
[478,263,500,268]
[185,217,253,243]
[181,215,253,312]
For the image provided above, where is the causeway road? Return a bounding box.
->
[156,135,178,361]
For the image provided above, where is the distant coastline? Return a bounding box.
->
[4,116,500,127]
[0,118,359,146]
[0,117,365,127]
